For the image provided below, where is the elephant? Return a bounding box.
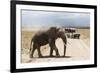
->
[29,27,67,58]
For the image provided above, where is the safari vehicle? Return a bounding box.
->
[65,28,80,39]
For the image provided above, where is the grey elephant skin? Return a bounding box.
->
[29,27,67,58]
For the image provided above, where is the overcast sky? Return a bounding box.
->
[21,10,90,28]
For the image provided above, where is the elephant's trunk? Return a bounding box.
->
[57,32,67,57]
[63,38,67,57]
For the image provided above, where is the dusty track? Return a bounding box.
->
[22,38,90,63]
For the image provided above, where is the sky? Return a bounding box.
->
[21,10,90,28]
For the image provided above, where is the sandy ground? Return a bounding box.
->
[21,28,90,63]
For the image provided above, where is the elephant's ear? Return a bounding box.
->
[56,28,60,32]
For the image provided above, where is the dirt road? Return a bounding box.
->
[21,38,90,63]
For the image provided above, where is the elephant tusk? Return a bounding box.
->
[64,42,70,46]
[67,42,70,45]
[63,42,67,46]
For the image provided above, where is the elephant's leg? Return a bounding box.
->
[50,48,53,57]
[37,46,43,58]
[53,45,60,56]
[30,45,36,58]
[49,39,54,57]
[49,40,55,57]
[49,42,60,57]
